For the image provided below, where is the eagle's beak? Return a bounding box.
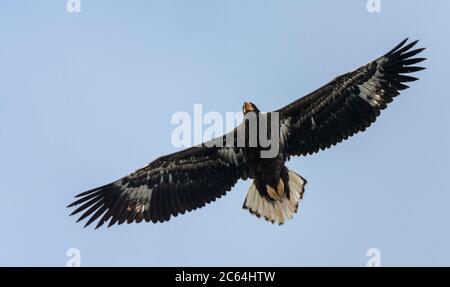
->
[243,102,255,114]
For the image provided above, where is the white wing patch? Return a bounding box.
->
[280,118,292,145]
[217,148,243,167]
[356,59,387,107]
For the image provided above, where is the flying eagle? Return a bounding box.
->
[68,38,425,228]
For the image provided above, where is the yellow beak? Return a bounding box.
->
[244,102,255,114]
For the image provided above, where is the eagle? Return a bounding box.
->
[68,38,425,228]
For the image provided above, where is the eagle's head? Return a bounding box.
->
[242,101,260,115]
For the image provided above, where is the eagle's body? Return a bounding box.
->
[68,39,426,228]
[237,108,306,222]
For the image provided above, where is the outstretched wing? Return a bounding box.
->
[278,38,426,157]
[68,143,247,228]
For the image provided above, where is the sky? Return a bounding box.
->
[0,1,449,266]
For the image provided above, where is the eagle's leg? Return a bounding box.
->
[265,179,284,201]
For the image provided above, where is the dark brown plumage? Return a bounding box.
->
[68,38,425,228]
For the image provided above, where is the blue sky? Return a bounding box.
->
[1,1,449,266]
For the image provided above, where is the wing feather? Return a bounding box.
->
[279,39,426,157]
[68,146,246,228]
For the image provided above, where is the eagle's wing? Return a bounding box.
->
[68,133,248,228]
[278,39,426,157]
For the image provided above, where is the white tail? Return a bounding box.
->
[243,170,307,225]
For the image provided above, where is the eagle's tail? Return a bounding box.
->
[243,169,307,225]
